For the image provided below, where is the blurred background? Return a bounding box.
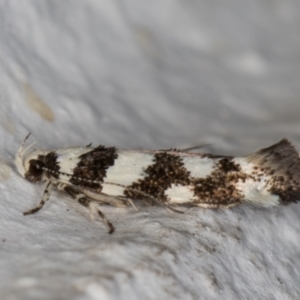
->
[1,1,300,299]
[1,0,300,155]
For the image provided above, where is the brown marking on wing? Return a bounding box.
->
[191,157,247,207]
[124,152,191,202]
[70,146,118,191]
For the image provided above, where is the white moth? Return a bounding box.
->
[15,133,300,233]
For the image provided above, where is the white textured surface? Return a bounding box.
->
[1,1,300,299]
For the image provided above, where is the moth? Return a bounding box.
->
[15,133,300,233]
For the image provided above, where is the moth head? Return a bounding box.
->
[15,134,49,183]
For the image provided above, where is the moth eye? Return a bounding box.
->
[25,159,45,182]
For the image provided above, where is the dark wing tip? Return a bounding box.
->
[253,138,296,158]
[248,139,300,204]
[248,138,298,164]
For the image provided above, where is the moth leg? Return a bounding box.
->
[78,198,115,234]
[23,181,53,215]
[163,204,184,214]
[82,190,129,208]
[117,197,138,211]
[62,185,115,234]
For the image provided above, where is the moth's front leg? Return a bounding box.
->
[58,184,115,234]
[23,181,53,215]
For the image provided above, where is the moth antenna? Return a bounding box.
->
[15,133,34,177]
[180,143,212,152]
[21,132,32,146]
[22,142,36,156]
